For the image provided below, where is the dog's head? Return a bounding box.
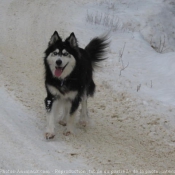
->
[44,31,79,79]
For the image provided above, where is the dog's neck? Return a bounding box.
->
[59,78,66,87]
[58,77,76,87]
[58,78,67,87]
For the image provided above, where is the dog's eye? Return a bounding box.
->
[63,52,69,56]
[53,52,58,56]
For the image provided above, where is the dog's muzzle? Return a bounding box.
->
[54,62,68,77]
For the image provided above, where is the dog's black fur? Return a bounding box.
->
[44,31,109,138]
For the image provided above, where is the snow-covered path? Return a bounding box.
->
[0,0,175,174]
[1,77,175,173]
[0,87,89,172]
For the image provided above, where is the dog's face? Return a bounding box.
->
[45,31,79,79]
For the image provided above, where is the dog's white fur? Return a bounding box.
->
[47,84,78,100]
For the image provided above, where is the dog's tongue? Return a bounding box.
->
[55,68,62,77]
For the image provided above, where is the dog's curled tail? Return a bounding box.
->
[85,34,110,68]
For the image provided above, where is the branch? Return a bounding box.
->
[119,62,129,76]
[119,42,129,76]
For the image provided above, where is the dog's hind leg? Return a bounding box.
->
[59,118,67,126]
[63,111,77,136]
[79,92,89,127]
[45,97,58,139]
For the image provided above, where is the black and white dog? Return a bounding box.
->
[44,31,109,139]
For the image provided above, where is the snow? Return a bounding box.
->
[0,87,89,172]
[0,0,175,173]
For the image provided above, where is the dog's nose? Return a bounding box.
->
[56,60,62,66]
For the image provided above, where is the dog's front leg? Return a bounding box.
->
[63,97,80,136]
[63,112,77,136]
[59,101,69,126]
[45,97,58,139]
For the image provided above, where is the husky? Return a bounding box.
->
[44,31,109,139]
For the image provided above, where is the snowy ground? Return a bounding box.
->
[0,0,175,174]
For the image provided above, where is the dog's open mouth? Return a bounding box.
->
[54,63,68,77]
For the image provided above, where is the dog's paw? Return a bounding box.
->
[45,133,55,140]
[63,130,71,136]
[59,120,67,126]
[63,127,74,136]
[79,120,88,127]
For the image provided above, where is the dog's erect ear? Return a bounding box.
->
[49,31,62,46]
[66,32,78,48]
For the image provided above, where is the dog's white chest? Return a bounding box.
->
[47,85,77,100]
